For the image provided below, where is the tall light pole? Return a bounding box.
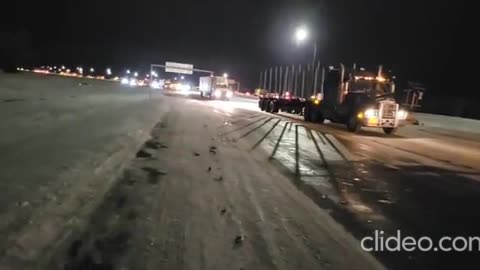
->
[294,26,318,95]
[294,26,316,66]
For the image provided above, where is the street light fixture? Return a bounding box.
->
[294,26,308,43]
[223,73,228,78]
[293,25,317,70]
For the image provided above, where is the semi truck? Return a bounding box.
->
[199,76,233,100]
[259,64,409,135]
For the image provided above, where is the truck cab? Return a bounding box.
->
[305,66,408,135]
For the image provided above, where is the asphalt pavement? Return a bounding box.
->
[1,73,479,270]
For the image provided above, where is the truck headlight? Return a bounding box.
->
[397,110,408,120]
[226,90,233,98]
[214,90,222,98]
[364,108,378,118]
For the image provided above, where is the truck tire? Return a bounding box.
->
[383,127,398,135]
[269,101,279,113]
[259,100,265,111]
[312,111,325,124]
[304,105,312,122]
[265,100,271,112]
[347,116,362,133]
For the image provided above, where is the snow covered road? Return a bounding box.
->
[0,74,382,270]
[1,73,479,270]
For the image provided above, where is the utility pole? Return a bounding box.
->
[313,61,320,96]
[294,64,300,97]
[274,66,278,92]
[290,65,295,92]
[269,67,273,92]
[259,71,263,89]
[279,66,283,95]
[301,67,305,98]
[320,67,325,96]
[284,66,289,93]
[263,69,267,90]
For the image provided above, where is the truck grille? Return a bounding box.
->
[382,104,397,119]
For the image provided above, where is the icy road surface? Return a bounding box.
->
[2,73,480,269]
[0,73,383,270]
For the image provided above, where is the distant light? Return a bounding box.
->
[134,72,138,77]
[121,77,129,84]
[66,69,71,73]
[223,73,228,78]
[294,26,308,42]
[150,80,160,89]
[106,68,112,75]
[181,76,185,80]
[179,83,191,92]
[146,74,150,78]
[54,66,57,69]
[174,77,177,80]
[126,69,131,74]
[90,68,94,72]
[61,65,66,70]
[376,76,386,82]
[129,78,137,86]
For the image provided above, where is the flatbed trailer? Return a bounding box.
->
[258,92,307,114]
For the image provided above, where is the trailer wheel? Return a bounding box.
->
[269,101,279,113]
[265,100,271,112]
[383,128,397,135]
[347,116,362,133]
[259,100,265,111]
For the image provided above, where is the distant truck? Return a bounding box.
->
[199,76,234,100]
[259,64,409,135]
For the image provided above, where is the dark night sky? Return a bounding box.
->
[1,0,475,96]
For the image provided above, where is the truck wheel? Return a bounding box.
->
[304,106,311,122]
[269,101,278,113]
[347,116,362,133]
[383,128,398,135]
[259,100,265,111]
[265,101,271,112]
[312,112,325,124]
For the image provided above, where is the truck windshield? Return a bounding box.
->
[352,80,392,96]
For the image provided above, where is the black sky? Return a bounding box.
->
[1,0,475,96]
